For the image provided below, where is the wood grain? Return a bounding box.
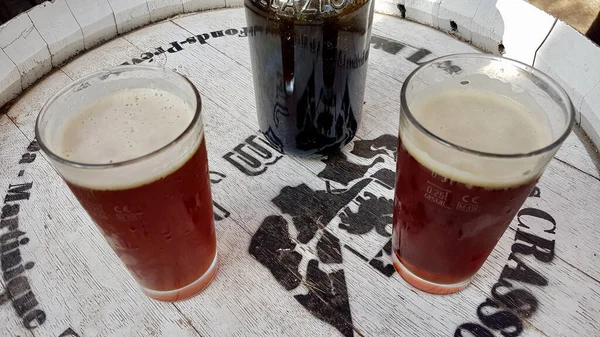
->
[1,7,599,337]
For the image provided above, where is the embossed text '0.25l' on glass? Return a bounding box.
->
[393,54,574,294]
[36,66,218,302]
[245,0,375,157]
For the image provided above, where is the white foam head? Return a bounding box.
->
[401,85,553,189]
[53,88,201,190]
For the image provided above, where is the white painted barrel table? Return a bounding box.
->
[1,1,600,336]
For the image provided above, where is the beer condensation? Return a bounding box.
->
[393,85,552,286]
[55,89,217,300]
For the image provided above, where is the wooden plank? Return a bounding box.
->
[0,47,21,108]
[471,0,556,64]
[437,0,481,42]
[182,0,226,13]
[0,13,52,88]
[534,21,600,127]
[0,115,202,337]
[60,37,149,80]
[27,0,84,67]
[225,0,244,7]
[65,0,118,50]
[0,116,35,337]
[6,70,73,137]
[375,0,443,29]
[555,128,600,179]
[147,0,184,22]
[106,0,151,34]
[581,83,600,152]
[120,18,259,132]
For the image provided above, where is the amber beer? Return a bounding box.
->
[65,140,216,298]
[36,67,218,301]
[392,55,575,294]
[393,141,538,285]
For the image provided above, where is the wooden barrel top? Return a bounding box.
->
[1,2,599,336]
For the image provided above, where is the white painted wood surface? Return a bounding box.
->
[471,0,556,65]
[0,6,599,337]
[28,0,85,67]
[0,13,51,88]
[534,21,600,126]
[437,0,481,42]
[182,0,226,13]
[106,0,151,34]
[65,0,118,50]
[0,48,21,108]
[147,0,184,22]
[581,84,600,150]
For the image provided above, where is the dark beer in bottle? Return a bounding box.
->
[245,0,374,157]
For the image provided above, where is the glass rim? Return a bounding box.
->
[35,65,202,170]
[400,53,576,159]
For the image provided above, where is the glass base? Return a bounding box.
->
[142,252,219,302]
[392,253,470,295]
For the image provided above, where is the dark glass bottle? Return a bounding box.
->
[245,0,375,157]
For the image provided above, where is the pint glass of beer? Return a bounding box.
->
[393,54,574,294]
[36,66,218,301]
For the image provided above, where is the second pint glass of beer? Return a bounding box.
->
[36,66,218,302]
[393,54,574,294]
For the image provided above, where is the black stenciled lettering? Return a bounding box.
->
[140,52,154,60]
[501,253,548,286]
[1,248,23,270]
[371,36,406,55]
[6,275,30,299]
[454,323,494,337]
[517,208,556,234]
[26,140,40,152]
[238,27,249,37]
[3,262,33,281]
[512,229,555,262]
[528,186,540,198]
[407,48,432,64]
[213,201,230,221]
[12,290,38,317]
[1,239,19,253]
[19,153,36,164]
[59,328,81,337]
[477,298,523,337]
[154,46,166,55]
[492,279,539,318]
[183,36,197,44]
[23,309,46,329]
[196,33,210,44]
[1,204,19,218]
[225,28,239,36]
[0,229,26,244]
[167,41,183,53]
[4,182,33,202]
[211,30,225,38]
[0,216,18,230]
[1,233,27,253]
